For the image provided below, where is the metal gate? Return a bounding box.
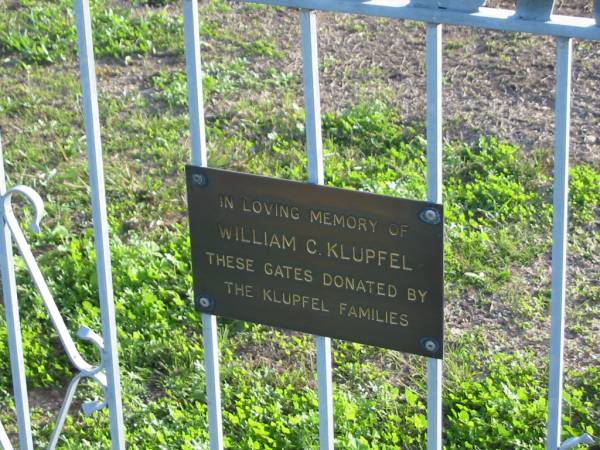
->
[0,0,597,449]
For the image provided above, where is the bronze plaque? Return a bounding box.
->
[186,166,444,358]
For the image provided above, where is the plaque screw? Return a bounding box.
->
[192,173,207,187]
[195,294,214,312]
[419,208,441,225]
[420,337,440,353]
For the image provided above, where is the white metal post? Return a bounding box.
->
[300,10,334,450]
[301,10,325,185]
[184,0,208,168]
[547,37,572,450]
[0,133,33,450]
[240,0,600,42]
[74,1,125,448]
[183,2,224,449]
[200,313,223,450]
[426,23,443,450]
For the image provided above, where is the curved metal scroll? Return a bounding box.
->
[560,434,595,450]
[0,419,13,450]
[0,186,109,450]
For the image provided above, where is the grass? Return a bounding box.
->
[0,0,181,65]
[0,1,599,449]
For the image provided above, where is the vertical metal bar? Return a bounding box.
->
[301,10,324,185]
[300,10,333,450]
[547,36,573,450]
[74,1,125,448]
[199,314,223,450]
[315,337,334,450]
[0,133,33,450]
[183,2,224,449]
[426,23,443,450]
[184,0,208,168]
[426,24,443,206]
[0,418,14,450]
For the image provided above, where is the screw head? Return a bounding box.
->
[420,337,440,354]
[424,210,437,221]
[195,294,215,312]
[191,173,207,187]
[419,208,441,225]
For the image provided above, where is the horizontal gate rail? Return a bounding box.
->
[239,0,600,41]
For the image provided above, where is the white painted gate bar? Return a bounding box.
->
[301,10,325,186]
[547,37,572,450]
[74,0,125,447]
[184,0,209,167]
[183,1,224,449]
[425,22,443,450]
[300,10,335,450]
[0,132,32,450]
[241,0,600,41]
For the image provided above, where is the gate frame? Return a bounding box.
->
[1,0,598,449]
[186,2,598,449]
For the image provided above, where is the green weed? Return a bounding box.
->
[0,0,181,64]
[569,164,600,224]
